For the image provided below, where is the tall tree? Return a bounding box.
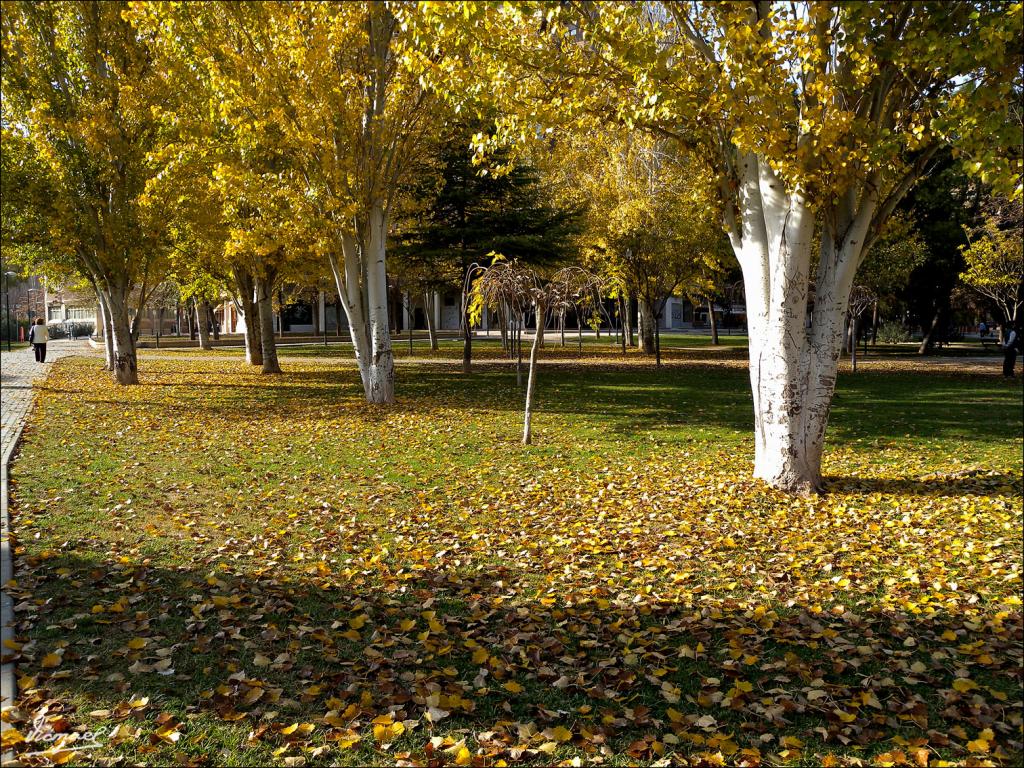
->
[135,0,447,402]
[894,161,983,353]
[558,129,727,365]
[411,1,1023,492]
[2,0,175,383]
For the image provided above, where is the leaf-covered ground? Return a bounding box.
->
[3,346,1022,767]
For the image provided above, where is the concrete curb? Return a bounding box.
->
[1,383,31,748]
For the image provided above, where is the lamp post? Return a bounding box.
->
[4,271,16,352]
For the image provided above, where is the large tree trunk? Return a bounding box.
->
[96,289,114,371]
[235,270,263,366]
[639,300,655,354]
[255,274,281,374]
[522,306,544,445]
[196,300,212,350]
[105,288,139,385]
[363,205,395,404]
[707,298,719,345]
[328,235,370,392]
[423,291,438,351]
[730,152,875,494]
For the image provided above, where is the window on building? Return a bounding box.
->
[47,306,63,322]
[68,306,95,320]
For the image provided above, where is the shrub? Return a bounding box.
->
[877,320,912,344]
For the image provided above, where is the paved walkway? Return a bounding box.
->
[1,341,87,457]
[1,340,87,732]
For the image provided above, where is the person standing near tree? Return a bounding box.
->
[28,317,48,363]
[997,321,1018,377]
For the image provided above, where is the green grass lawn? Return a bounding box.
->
[4,349,1021,766]
[146,330,997,362]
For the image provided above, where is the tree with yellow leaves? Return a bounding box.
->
[1,0,176,384]
[960,195,1024,326]
[133,1,443,402]
[560,129,728,366]
[410,0,1023,492]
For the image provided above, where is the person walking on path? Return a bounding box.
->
[997,321,1019,377]
[27,318,48,363]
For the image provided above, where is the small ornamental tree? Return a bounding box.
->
[845,285,877,372]
[470,259,603,444]
[960,196,1024,325]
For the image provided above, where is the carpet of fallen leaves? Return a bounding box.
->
[2,350,1021,767]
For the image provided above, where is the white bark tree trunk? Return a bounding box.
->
[96,289,114,371]
[363,204,394,404]
[235,271,262,366]
[196,300,212,350]
[729,152,875,494]
[707,298,719,345]
[328,231,372,395]
[104,288,139,385]
[639,300,655,354]
[625,295,635,348]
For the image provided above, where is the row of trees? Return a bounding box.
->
[2,1,1020,493]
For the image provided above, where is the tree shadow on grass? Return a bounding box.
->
[824,472,1022,498]
[4,549,1022,766]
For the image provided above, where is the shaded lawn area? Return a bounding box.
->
[4,351,1022,767]
[142,332,999,359]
